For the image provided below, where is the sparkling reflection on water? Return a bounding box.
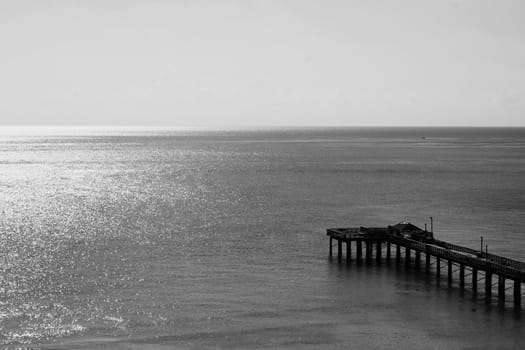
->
[0,127,524,348]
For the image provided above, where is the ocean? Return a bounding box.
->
[0,127,524,349]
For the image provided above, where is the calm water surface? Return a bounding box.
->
[0,127,524,349]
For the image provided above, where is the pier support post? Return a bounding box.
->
[365,241,371,263]
[448,260,453,286]
[425,254,430,273]
[514,280,521,310]
[459,264,465,290]
[396,244,401,265]
[356,240,362,263]
[346,241,351,262]
[498,276,505,304]
[415,251,421,270]
[338,239,342,261]
[376,241,381,264]
[472,268,478,300]
[329,237,333,257]
[405,248,411,267]
[436,257,441,282]
[485,271,492,303]
[386,242,391,262]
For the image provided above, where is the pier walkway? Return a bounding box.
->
[327,223,525,310]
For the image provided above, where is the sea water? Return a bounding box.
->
[0,127,524,349]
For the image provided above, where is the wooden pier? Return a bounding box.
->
[327,222,525,310]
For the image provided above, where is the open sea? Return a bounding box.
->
[0,126,525,349]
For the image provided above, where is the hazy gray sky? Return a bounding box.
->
[1,0,524,126]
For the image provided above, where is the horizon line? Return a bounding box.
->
[1,125,525,129]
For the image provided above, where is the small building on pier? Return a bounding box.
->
[390,222,433,242]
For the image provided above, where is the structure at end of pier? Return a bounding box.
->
[327,222,525,310]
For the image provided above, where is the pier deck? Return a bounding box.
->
[327,224,525,309]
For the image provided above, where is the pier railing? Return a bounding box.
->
[480,252,525,271]
[432,240,480,256]
[385,236,525,281]
[433,240,525,271]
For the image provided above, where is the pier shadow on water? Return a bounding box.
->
[329,254,523,318]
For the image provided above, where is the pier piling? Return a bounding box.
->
[365,242,371,263]
[498,276,505,304]
[485,272,492,302]
[436,257,441,282]
[460,264,465,290]
[448,260,453,286]
[472,268,478,300]
[514,280,521,309]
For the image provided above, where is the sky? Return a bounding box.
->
[1,0,524,127]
